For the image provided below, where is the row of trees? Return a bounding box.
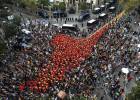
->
[0,39,6,55]
[118,0,140,12]
[0,1,21,56]
[0,0,94,12]
[2,0,140,12]
[16,0,66,11]
[0,18,21,55]
[13,0,90,11]
[51,2,66,11]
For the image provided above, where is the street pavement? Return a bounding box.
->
[48,10,99,31]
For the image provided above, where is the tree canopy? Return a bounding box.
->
[79,2,88,10]
[20,0,38,10]
[58,2,66,11]
[0,40,6,55]
[119,0,140,12]
[38,0,50,6]
[2,22,18,40]
[127,82,140,100]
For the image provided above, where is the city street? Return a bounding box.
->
[0,0,140,100]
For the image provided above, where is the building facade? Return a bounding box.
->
[53,0,105,7]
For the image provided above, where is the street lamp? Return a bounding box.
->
[75,0,79,14]
[121,67,129,100]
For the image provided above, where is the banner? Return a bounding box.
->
[57,91,66,99]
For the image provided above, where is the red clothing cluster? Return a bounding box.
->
[19,11,124,92]
[19,24,109,92]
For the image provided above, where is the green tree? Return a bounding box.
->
[18,0,26,8]
[12,15,21,26]
[127,82,140,100]
[51,4,59,11]
[38,0,50,6]
[79,2,88,10]
[119,0,140,12]
[0,9,11,18]
[0,40,6,55]
[2,23,18,39]
[0,0,13,4]
[21,0,38,12]
[58,2,66,11]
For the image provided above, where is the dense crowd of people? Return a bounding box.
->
[0,4,140,100]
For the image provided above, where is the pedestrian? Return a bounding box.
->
[82,23,83,27]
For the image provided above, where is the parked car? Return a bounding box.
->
[78,13,90,22]
[62,24,79,32]
[87,19,98,27]
[93,7,101,14]
[109,6,116,12]
[38,10,49,18]
[68,8,76,14]
[109,0,116,6]
[100,5,105,11]
[105,2,111,8]
[98,13,108,19]
[53,10,67,18]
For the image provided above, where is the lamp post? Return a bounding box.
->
[75,0,79,14]
[65,0,68,11]
[58,2,61,24]
[121,67,129,100]
[97,0,100,6]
